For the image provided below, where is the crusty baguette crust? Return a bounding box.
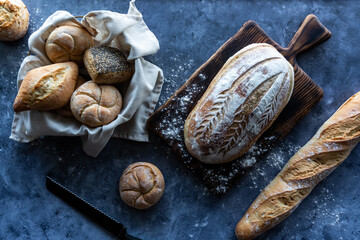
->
[13,62,78,112]
[184,43,294,164]
[235,91,360,240]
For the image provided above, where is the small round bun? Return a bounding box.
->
[84,46,134,84]
[70,81,122,127]
[119,162,165,210]
[0,0,29,41]
[45,24,94,65]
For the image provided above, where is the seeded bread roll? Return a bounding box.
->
[119,162,165,209]
[56,75,87,117]
[70,81,122,127]
[184,43,294,164]
[235,91,360,240]
[0,0,29,41]
[13,62,79,112]
[83,46,134,84]
[45,24,94,65]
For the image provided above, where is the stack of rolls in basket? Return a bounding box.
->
[13,22,135,127]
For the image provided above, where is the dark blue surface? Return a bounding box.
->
[1,0,360,239]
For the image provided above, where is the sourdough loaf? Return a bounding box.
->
[235,91,360,240]
[184,43,294,164]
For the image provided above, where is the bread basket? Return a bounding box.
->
[10,0,164,157]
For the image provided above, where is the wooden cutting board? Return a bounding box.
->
[147,14,331,195]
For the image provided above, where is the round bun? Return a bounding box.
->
[119,162,165,209]
[70,81,122,127]
[45,24,94,65]
[0,0,29,41]
[84,46,134,84]
[57,75,87,117]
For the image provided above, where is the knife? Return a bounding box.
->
[46,174,141,240]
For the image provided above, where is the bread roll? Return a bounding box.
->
[0,0,29,41]
[184,43,294,164]
[70,81,122,127]
[56,75,87,117]
[119,162,165,209]
[235,91,360,240]
[45,24,94,65]
[13,62,79,112]
[83,46,134,84]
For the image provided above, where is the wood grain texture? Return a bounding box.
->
[147,14,331,195]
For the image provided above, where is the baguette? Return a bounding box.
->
[235,91,360,240]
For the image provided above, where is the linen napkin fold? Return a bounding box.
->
[10,0,164,157]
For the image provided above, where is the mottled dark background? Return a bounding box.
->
[1,0,359,239]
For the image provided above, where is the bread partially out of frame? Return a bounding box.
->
[235,91,360,240]
[0,0,29,41]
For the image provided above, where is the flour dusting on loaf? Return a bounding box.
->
[184,43,294,164]
[235,91,360,240]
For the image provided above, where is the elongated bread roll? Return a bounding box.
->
[184,43,294,164]
[235,91,360,240]
[13,62,78,112]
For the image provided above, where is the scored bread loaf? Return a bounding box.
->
[184,43,294,164]
[235,91,360,240]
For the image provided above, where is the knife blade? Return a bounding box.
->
[46,174,141,240]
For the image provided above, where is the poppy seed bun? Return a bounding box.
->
[84,46,134,84]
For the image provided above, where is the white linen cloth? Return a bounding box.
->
[10,0,164,157]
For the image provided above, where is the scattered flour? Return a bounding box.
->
[154,53,304,195]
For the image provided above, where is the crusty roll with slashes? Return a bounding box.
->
[13,62,78,112]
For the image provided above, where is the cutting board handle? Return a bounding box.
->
[284,14,331,63]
